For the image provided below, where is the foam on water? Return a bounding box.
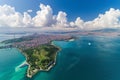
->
[11,66,27,80]
[88,42,91,46]
[15,60,26,72]
[1,36,120,80]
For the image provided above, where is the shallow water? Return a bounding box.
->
[1,36,120,80]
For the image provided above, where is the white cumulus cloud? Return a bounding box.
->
[0,4,32,27]
[70,17,84,29]
[84,8,120,30]
[27,9,32,13]
[23,12,32,27]
[0,4,120,31]
[55,11,68,27]
[32,4,55,27]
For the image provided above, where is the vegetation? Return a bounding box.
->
[22,44,60,76]
[1,34,72,77]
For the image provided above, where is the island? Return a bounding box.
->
[2,34,73,78]
[22,44,60,78]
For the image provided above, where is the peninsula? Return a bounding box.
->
[2,34,73,78]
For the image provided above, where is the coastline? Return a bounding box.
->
[17,41,61,78]
[17,36,75,78]
[1,34,75,78]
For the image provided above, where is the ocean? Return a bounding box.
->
[1,35,120,80]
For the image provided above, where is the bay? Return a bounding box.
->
[1,35,120,80]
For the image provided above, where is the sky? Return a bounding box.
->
[1,0,120,21]
[0,0,120,31]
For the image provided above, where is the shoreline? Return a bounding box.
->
[17,41,61,78]
[19,37,75,78]
[1,34,75,78]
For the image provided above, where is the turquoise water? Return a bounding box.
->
[0,48,27,80]
[1,36,120,80]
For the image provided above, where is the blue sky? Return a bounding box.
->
[1,0,120,31]
[0,0,120,21]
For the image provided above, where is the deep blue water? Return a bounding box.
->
[1,36,120,80]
